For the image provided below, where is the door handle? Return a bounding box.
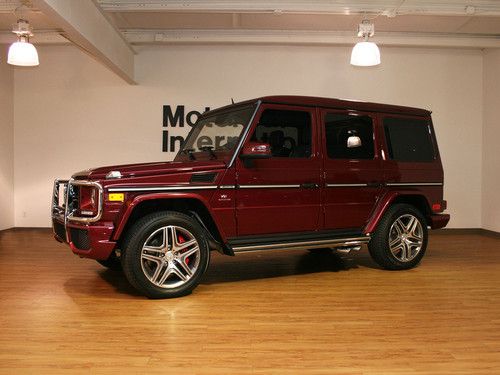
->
[301,183,319,189]
[367,182,383,188]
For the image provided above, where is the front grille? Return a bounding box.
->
[53,221,66,241]
[70,228,91,250]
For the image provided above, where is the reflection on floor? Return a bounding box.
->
[0,228,499,374]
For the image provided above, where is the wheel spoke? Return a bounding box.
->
[151,262,168,285]
[391,243,404,257]
[394,219,405,235]
[389,236,402,248]
[171,264,189,282]
[175,238,197,252]
[142,252,163,264]
[167,226,176,250]
[407,235,422,245]
[400,242,409,261]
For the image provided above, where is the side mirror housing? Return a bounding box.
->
[239,142,271,167]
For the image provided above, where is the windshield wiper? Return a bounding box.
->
[200,146,216,159]
[182,148,196,160]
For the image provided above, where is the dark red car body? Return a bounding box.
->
[52,96,449,262]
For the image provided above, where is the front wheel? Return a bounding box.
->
[121,211,210,299]
[368,204,428,270]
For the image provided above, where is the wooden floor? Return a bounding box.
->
[0,229,499,374]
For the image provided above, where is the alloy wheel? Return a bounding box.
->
[140,225,201,289]
[388,214,424,262]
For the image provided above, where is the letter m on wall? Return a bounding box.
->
[163,105,185,127]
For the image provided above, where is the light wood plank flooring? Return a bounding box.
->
[0,229,499,374]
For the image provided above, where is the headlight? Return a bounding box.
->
[79,186,98,216]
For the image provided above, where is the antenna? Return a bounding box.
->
[231,98,235,104]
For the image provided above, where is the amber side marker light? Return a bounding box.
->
[108,193,124,202]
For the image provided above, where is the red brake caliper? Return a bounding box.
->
[177,234,190,264]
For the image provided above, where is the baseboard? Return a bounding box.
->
[432,228,500,238]
[1,227,52,233]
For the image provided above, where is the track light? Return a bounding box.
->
[350,20,380,67]
[8,19,39,67]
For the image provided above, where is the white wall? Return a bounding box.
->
[0,46,14,230]
[13,44,483,228]
[482,49,500,232]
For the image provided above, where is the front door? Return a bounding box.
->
[235,104,321,236]
[320,109,383,231]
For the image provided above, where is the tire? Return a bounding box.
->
[96,252,121,271]
[121,211,210,299]
[368,204,428,270]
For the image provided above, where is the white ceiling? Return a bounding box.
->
[1,0,499,83]
[1,0,500,44]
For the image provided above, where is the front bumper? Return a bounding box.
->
[52,179,116,260]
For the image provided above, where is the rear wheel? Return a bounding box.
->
[121,211,210,298]
[368,204,428,270]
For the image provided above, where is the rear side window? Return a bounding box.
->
[383,117,435,162]
[324,113,374,159]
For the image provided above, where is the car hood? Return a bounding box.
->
[72,160,227,180]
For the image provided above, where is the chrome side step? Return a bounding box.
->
[232,236,370,254]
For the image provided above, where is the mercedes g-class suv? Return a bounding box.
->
[52,96,449,298]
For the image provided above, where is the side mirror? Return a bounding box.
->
[239,142,271,167]
[347,135,362,148]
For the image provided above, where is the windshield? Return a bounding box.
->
[176,103,256,161]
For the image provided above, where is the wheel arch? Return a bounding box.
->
[113,194,227,253]
[365,192,431,234]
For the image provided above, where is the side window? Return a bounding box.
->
[252,109,312,158]
[324,113,374,159]
[383,117,435,162]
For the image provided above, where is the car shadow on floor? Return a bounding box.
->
[78,249,381,297]
[200,250,379,285]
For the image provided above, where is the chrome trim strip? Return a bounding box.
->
[219,185,236,189]
[108,185,218,192]
[326,183,368,187]
[238,184,301,189]
[233,236,371,253]
[386,182,443,187]
[228,100,261,168]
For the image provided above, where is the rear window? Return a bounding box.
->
[383,117,435,162]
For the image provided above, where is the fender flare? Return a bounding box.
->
[364,190,430,234]
[111,192,224,242]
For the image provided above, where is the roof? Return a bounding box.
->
[206,95,431,117]
[259,95,431,116]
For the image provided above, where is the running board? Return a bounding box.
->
[231,236,370,254]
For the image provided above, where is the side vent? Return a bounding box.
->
[190,173,217,184]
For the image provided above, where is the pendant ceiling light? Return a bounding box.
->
[8,19,39,67]
[350,20,380,67]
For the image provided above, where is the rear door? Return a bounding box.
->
[235,104,321,236]
[320,109,383,230]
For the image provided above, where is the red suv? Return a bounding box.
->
[52,96,449,298]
